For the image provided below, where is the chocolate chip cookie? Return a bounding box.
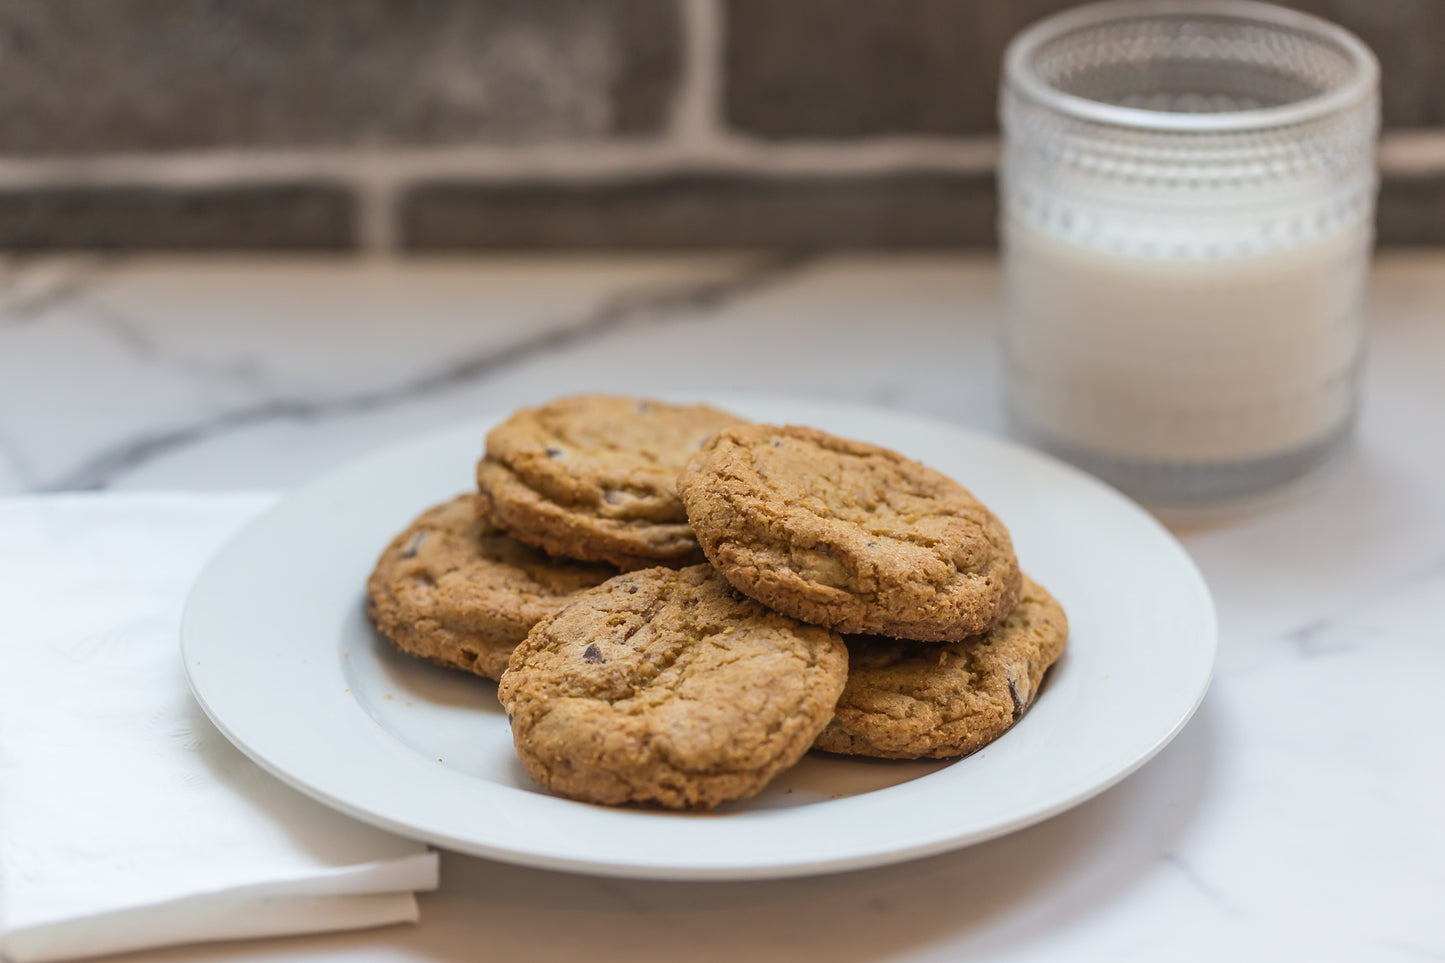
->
[678,424,1022,641]
[367,494,615,680]
[477,395,746,571]
[497,564,849,810]
[814,576,1067,759]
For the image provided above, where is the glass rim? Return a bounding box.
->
[1003,0,1380,133]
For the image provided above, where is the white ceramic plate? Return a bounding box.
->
[183,396,1215,880]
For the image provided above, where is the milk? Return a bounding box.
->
[1002,217,1370,465]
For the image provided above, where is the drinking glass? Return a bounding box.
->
[1000,0,1380,504]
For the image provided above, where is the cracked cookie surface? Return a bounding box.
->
[367,494,615,681]
[678,424,1022,641]
[478,395,746,570]
[497,564,848,810]
[814,576,1067,759]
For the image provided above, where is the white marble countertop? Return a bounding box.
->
[2,253,1442,962]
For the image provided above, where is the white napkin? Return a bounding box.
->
[0,494,439,963]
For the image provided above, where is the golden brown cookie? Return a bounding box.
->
[477,395,746,571]
[814,576,1067,759]
[497,564,848,810]
[678,424,1022,641]
[366,494,615,681]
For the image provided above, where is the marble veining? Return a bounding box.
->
[1162,853,1244,919]
[30,254,805,492]
[3,252,1443,962]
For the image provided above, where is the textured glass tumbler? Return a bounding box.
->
[1000,0,1380,505]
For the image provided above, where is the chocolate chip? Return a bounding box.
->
[583,643,605,664]
[401,532,427,558]
[627,584,638,594]
[545,446,565,459]
[1007,675,1024,720]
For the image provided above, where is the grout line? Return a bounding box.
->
[0,138,1002,189]
[670,0,725,147]
[353,171,396,256]
[0,130,1440,194]
[1376,130,1445,177]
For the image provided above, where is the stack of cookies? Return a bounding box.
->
[367,394,1067,811]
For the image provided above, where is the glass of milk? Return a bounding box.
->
[1000,0,1380,504]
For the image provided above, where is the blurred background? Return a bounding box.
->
[2,0,1442,254]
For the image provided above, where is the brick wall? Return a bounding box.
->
[2,0,1442,252]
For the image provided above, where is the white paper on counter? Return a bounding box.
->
[0,495,439,963]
